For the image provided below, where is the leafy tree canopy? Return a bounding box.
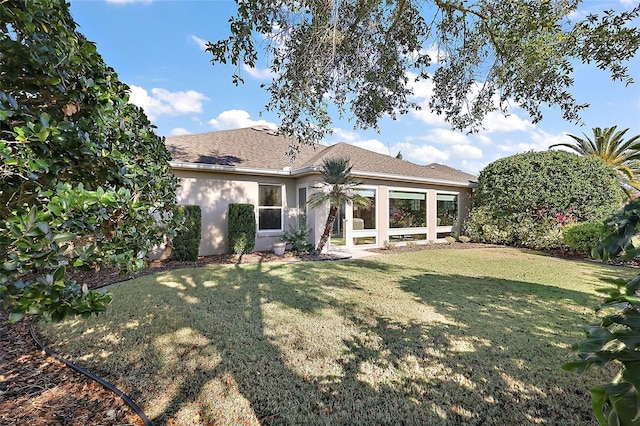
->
[209,0,640,145]
[0,0,178,322]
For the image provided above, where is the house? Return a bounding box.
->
[166,126,477,255]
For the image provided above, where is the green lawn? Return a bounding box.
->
[38,248,637,425]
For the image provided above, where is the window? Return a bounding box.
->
[437,193,458,227]
[297,187,307,226]
[258,184,283,231]
[353,189,376,229]
[389,191,427,228]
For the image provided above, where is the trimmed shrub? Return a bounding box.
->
[172,205,201,261]
[562,221,610,254]
[467,151,624,249]
[229,203,256,254]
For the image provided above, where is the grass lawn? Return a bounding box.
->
[38,247,637,425]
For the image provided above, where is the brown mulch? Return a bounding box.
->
[0,244,636,425]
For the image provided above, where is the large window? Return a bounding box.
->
[258,184,283,231]
[353,189,376,230]
[389,191,426,228]
[437,193,458,227]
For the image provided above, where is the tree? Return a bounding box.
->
[0,0,178,322]
[306,157,369,253]
[550,126,640,197]
[208,1,640,146]
[563,200,640,425]
[466,150,624,249]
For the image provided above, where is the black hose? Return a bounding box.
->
[29,321,153,426]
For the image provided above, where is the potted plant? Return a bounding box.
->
[273,241,286,255]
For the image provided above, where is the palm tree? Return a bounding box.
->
[550,126,640,197]
[307,157,370,253]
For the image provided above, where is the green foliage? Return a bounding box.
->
[0,0,178,322]
[209,1,640,145]
[458,235,471,243]
[563,199,640,425]
[172,206,201,261]
[550,126,640,197]
[281,216,312,253]
[467,151,624,249]
[563,222,610,254]
[228,204,256,254]
[307,157,370,253]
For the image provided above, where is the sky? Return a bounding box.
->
[68,0,640,176]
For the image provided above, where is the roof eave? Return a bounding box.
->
[350,170,477,188]
[169,161,292,177]
[170,162,477,187]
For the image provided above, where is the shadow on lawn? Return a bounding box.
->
[45,258,611,425]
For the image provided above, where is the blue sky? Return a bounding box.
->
[69,0,639,175]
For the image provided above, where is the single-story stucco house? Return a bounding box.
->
[165,126,477,255]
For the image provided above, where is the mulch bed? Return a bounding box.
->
[0,244,635,425]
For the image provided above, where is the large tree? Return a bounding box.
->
[208,1,640,145]
[306,157,369,253]
[550,126,640,197]
[0,0,178,321]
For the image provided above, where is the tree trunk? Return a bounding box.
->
[316,204,338,253]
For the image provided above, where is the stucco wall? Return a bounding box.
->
[174,170,302,255]
[173,169,474,255]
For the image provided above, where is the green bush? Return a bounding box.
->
[228,204,256,254]
[562,221,609,254]
[564,200,640,425]
[467,151,624,249]
[0,1,177,322]
[282,216,313,253]
[172,205,201,261]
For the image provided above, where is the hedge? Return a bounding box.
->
[228,203,256,254]
[172,205,201,261]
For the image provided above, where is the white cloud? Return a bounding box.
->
[620,0,637,7]
[208,109,277,130]
[331,128,361,142]
[242,64,276,80]
[450,144,483,160]
[352,139,390,155]
[482,110,534,133]
[129,85,209,121]
[170,128,191,136]
[420,128,471,145]
[494,128,572,155]
[190,35,208,51]
[402,144,450,164]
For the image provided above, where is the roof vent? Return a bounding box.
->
[251,125,276,132]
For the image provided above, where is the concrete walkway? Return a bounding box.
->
[326,245,380,260]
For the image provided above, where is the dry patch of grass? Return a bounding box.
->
[38,248,636,425]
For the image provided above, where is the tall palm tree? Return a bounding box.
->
[307,156,370,253]
[550,126,640,197]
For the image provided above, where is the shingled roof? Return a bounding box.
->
[166,127,476,185]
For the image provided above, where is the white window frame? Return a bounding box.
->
[257,183,285,234]
[435,191,460,239]
[351,186,378,247]
[387,187,428,242]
